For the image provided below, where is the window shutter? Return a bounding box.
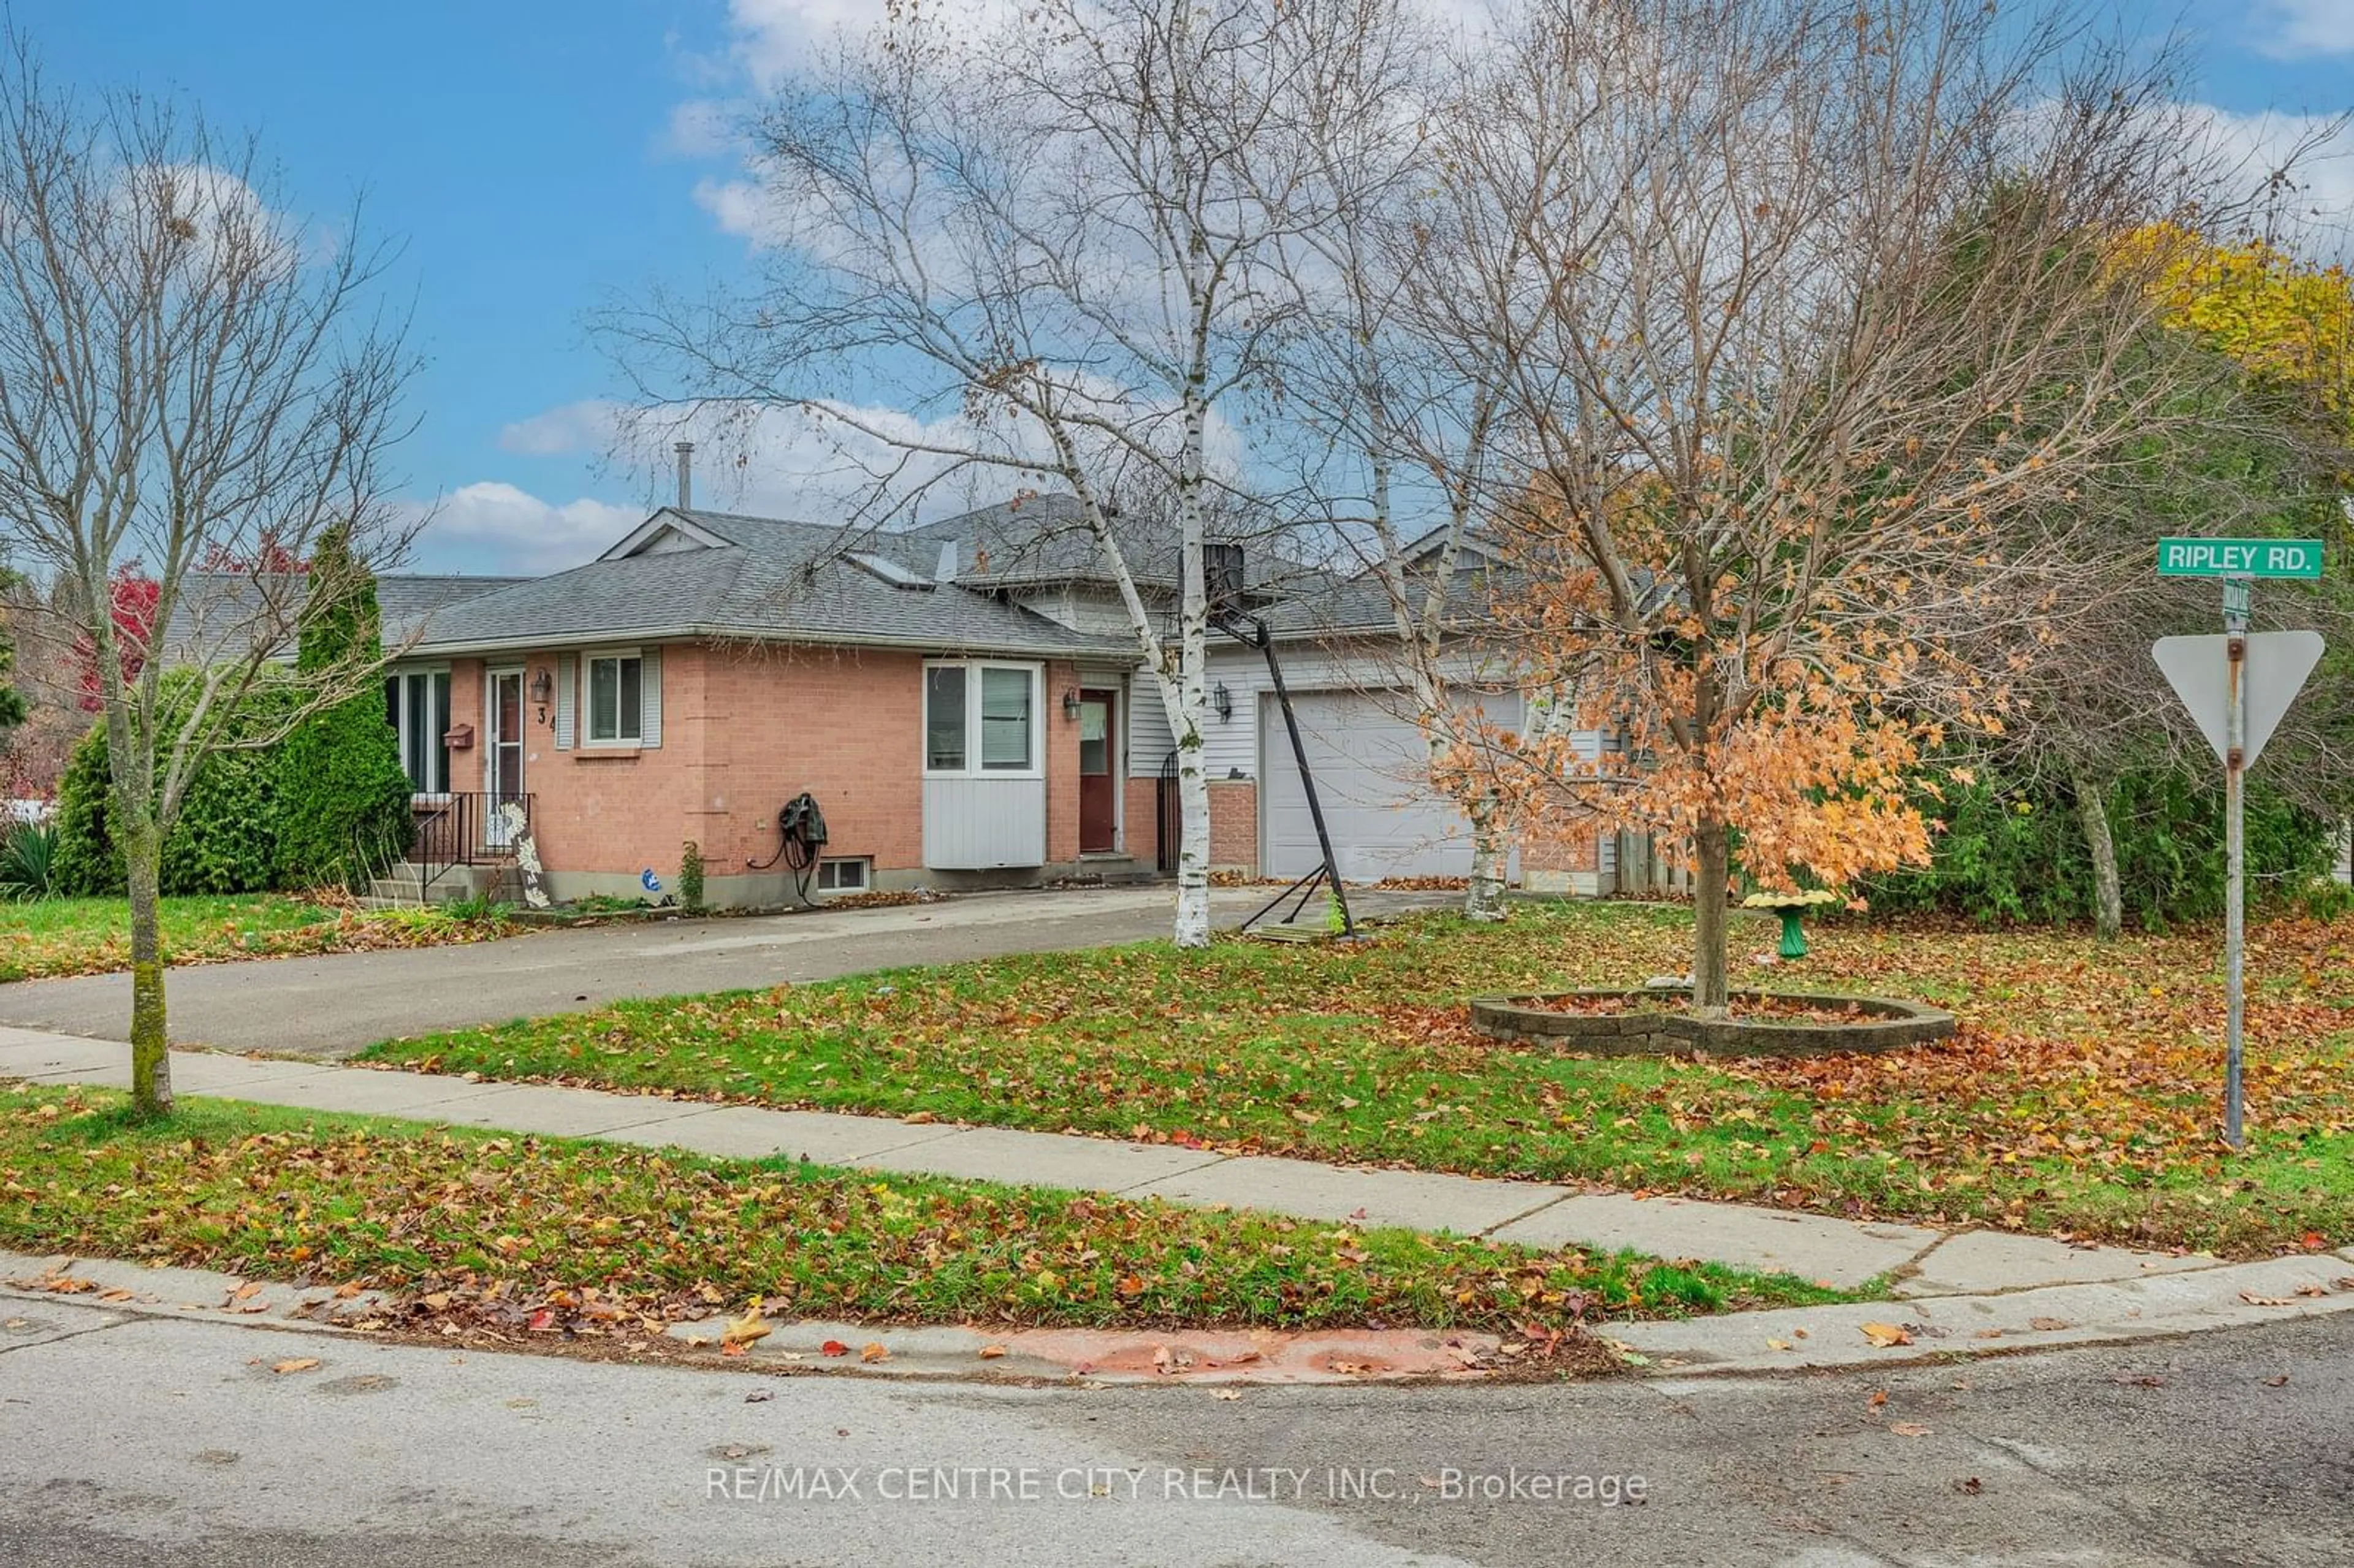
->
[639,647,662,748]
[554,655,574,750]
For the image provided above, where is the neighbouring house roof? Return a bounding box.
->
[903,493,1335,597]
[403,506,1135,660]
[154,570,530,668]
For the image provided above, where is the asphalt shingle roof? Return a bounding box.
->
[405,508,1132,659]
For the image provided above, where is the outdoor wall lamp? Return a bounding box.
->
[1213,682,1232,721]
[529,666,553,725]
[1062,687,1083,720]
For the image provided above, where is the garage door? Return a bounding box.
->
[1260,689,1519,881]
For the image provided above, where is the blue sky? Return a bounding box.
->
[25,0,2354,576]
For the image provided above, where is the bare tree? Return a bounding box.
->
[1442,0,2231,1012]
[605,0,1390,948]
[0,47,417,1114]
[1251,0,1541,919]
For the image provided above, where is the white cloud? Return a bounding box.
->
[2180,104,2354,259]
[410,483,645,576]
[497,399,627,458]
[663,98,743,159]
[2260,0,2354,56]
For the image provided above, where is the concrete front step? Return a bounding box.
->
[366,862,512,907]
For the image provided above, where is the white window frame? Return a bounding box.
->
[922,660,1043,780]
[582,647,644,748]
[384,666,452,797]
[817,857,872,892]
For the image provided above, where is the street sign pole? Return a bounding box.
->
[2152,538,2329,1153]
[2223,622,2245,1151]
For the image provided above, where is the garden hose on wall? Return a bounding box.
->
[748,792,829,908]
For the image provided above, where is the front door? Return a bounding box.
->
[1078,688,1117,854]
[487,668,525,847]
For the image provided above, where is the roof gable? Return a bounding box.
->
[599,510,736,560]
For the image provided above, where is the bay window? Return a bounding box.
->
[923,661,1040,777]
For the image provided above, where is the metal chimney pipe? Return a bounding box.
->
[673,441,695,511]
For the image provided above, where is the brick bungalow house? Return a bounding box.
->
[384,495,1612,905]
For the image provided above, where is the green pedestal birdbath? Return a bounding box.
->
[1742,891,1841,959]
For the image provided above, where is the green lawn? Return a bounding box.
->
[0,1084,1837,1335]
[364,900,2354,1255]
[0,894,514,982]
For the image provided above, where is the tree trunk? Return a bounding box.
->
[1691,817,1731,1018]
[124,822,173,1117]
[1173,734,1212,947]
[2069,757,2122,941]
[1464,793,1508,921]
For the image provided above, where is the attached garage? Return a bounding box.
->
[1259,688,1521,881]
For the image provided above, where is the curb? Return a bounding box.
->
[9,1246,2350,1388]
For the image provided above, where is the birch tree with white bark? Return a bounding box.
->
[609,0,1393,948]
[1262,2,1582,920]
[0,49,417,1114]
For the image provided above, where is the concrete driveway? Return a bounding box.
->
[0,885,1446,1059]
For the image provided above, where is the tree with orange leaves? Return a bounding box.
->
[1438,0,2245,1013]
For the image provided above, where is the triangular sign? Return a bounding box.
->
[2152,631,2326,767]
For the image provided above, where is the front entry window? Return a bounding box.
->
[383,670,451,793]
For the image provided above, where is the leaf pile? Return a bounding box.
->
[0,1088,1832,1338]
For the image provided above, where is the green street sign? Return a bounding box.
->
[2157,538,2325,579]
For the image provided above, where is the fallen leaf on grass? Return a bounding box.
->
[270,1358,319,1374]
[1860,1322,1913,1348]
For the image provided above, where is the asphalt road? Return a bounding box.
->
[2,1299,2347,1567]
[0,886,1434,1057]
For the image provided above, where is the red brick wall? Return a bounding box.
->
[1122,775,1160,867]
[441,642,1092,889]
[1043,659,1081,867]
[1206,778,1257,874]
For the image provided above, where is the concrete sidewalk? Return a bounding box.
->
[14,1021,2353,1363]
[0,885,1442,1058]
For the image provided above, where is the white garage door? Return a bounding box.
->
[1260,689,1518,881]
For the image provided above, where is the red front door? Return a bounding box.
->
[1078,689,1117,854]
